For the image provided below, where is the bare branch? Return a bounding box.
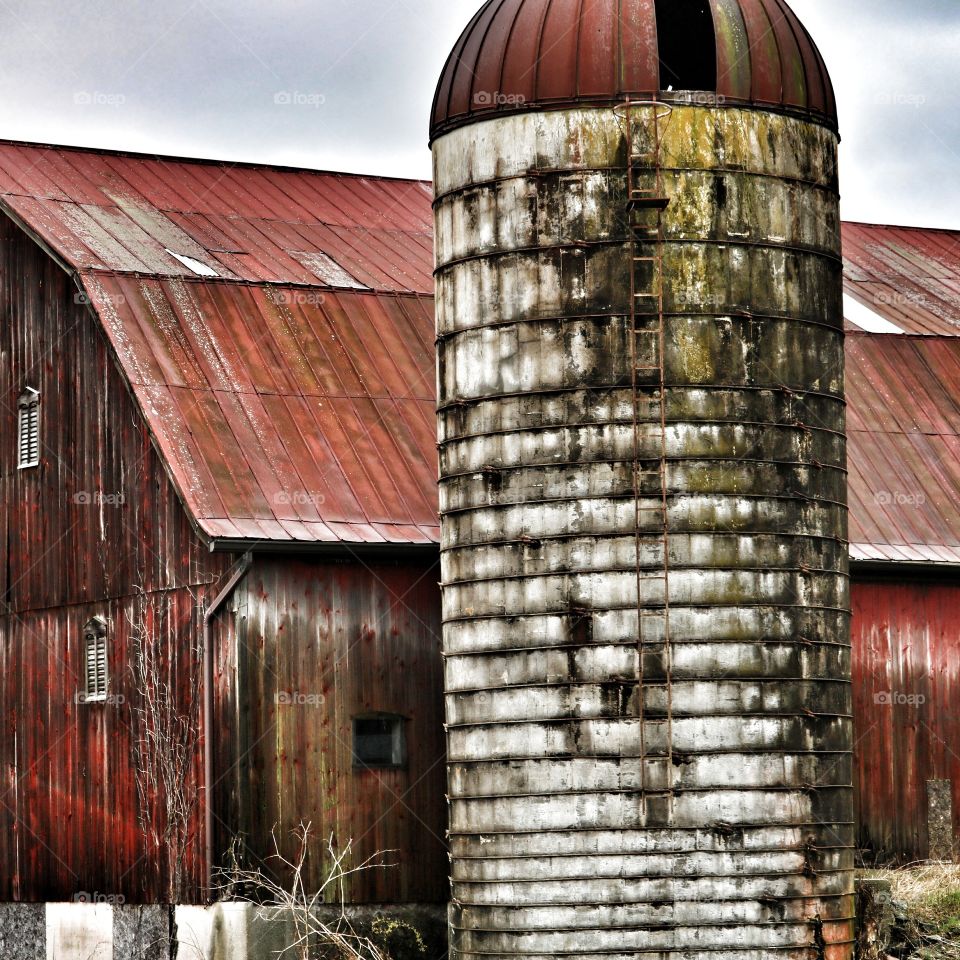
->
[216,824,396,960]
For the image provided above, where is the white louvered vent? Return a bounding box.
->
[83,617,108,702]
[17,388,39,469]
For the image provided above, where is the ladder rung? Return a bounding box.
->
[627,197,670,211]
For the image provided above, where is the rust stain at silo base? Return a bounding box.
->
[434,101,853,959]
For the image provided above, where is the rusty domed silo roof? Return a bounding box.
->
[430,0,837,140]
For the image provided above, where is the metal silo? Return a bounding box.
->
[431,1,852,957]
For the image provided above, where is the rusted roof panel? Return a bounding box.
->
[846,333,960,564]
[430,0,838,140]
[842,222,960,336]
[80,274,439,545]
[0,142,434,293]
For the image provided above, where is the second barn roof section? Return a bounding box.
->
[0,140,434,290]
[842,222,960,336]
[847,333,960,564]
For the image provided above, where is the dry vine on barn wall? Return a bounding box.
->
[129,584,203,904]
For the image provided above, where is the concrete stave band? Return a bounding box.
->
[435,103,852,959]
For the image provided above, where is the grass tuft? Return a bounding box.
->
[860,864,960,958]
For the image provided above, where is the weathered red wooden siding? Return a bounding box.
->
[213,557,447,903]
[852,577,960,862]
[0,213,234,902]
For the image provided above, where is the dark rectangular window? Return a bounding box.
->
[353,715,405,769]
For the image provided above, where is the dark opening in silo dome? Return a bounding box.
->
[430,0,837,141]
[655,0,717,92]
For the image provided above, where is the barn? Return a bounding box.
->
[0,138,956,919]
[842,223,960,863]
[0,141,445,909]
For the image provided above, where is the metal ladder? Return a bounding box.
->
[618,100,674,811]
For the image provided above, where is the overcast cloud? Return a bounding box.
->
[0,0,955,228]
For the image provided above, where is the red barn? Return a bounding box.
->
[0,139,956,915]
[843,223,960,863]
[0,141,445,907]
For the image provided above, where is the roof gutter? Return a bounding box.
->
[202,550,253,899]
[207,538,440,559]
[850,558,960,577]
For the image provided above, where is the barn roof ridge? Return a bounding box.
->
[0,134,432,184]
[837,219,960,236]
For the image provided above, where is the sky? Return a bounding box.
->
[0,0,956,229]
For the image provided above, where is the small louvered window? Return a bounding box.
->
[83,617,108,702]
[17,388,40,469]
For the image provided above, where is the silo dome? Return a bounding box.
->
[431,0,836,140]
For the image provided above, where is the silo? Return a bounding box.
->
[431,1,852,957]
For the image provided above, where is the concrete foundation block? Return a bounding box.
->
[47,903,112,960]
[113,905,171,960]
[927,779,956,861]
[176,903,250,960]
[0,902,45,960]
[856,878,894,960]
[319,905,448,959]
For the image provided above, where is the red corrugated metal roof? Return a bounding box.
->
[0,141,958,556]
[82,275,439,545]
[846,333,960,564]
[431,0,838,140]
[0,141,435,293]
[0,141,438,546]
[842,222,960,336]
